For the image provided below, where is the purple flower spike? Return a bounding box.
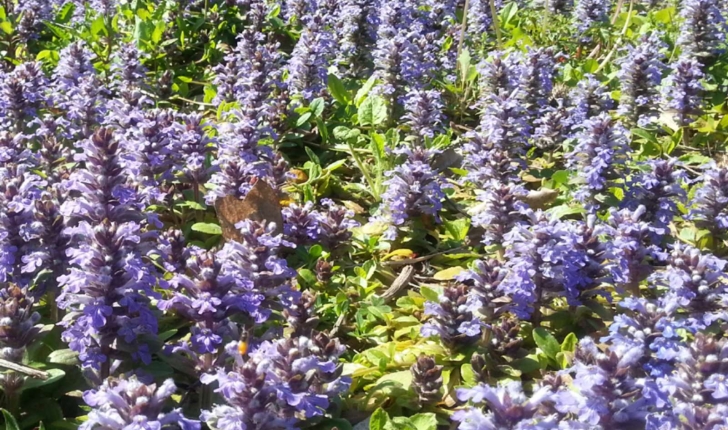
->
[567,113,631,212]
[81,375,200,430]
[57,128,158,380]
[616,33,667,128]
[421,284,483,349]
[203,333,349,430]
[376,147,448,240]
[690,165,728,237]
[677,0,727,59]
[661,56,705,127]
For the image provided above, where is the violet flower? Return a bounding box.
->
[567,73,614,134]
[202,333,350,430]
[0,62,49,134]
[690,165,728,237]
[623,159,687,243]
[421,284,483,349]
[648,334,728,429]
[597,206,664,292]
[616,33,667,128]
[402,89,445,143]
[217,220,299,313]
[554,338,658,428]
[81,375,199,430]
[517,47,557,118]
[121,109,179,204]
[159,247,246,374]
[0,284,43,395]
[461,132,525,187]
[677,0,727,59]
[455,381,557,429]
[286,16,335,102]
[0,164,45,286]
[410,354,443,405]
[472,181,529,246]
[476,51,521,102]
[661,56,705,127]
[57,128,158,380]
[573,0,610,40]
[653,243,728,327]
[566,113,631,212]
[467,0,503,41]
[377,147,448,240]
[175,113,216,192]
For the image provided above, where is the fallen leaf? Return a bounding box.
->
[432,148,463,172]
[214,179,283,242]
[433,266,465,280]
[519,188,559,209]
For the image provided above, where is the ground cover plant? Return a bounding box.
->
[0,0,728,429]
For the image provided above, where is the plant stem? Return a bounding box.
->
[611,0,625,24]
[348,141,379,201]
[489,0,502,48]
[200,353,214,410]
[456,0,470,71]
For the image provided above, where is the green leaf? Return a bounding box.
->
[0,21,12,35]
[296,112,312,126]
[355,75,377,107]
[678,154,712,165]
[460,363,477,386]
[333,126,361,141]
[305,147,320,165]
[500,2,519,26]
[358,96,387,126]
[410,412,437,430]
[533,327,560,361]
[420,286,441,303]
[298,268,317,286]
[561,332,578,352]
[47,349,79,365]
[21,368,65,391]
[310,98,325,118]
[551,170,569,186]
[433,267,464,280]
[191,223,222,235]
[546,204,585,220]
[458,48,471,82]
[2,409,20,430]
[512,357,542,374]
[390,417,417,430]
[369,408,390,430]
[327,74,350,105]
[443,218,471,241]
[90,16,107,37]
[376,370,413,390]
[631,128,659,145]
[653,7,675,24]
[152,21,166,44]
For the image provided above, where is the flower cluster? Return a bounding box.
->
[567,114,631,211]
[81,376,200,430]
[377,147,448,240]
[677,0,727,59]
[283,199,360,249]
[202,332,350,430]
[623,159,687,243]
[691,165,728,237]
[616,33,667,127]
[57,128,158,380]
[661,56,705,127]
[0,284,44,394]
